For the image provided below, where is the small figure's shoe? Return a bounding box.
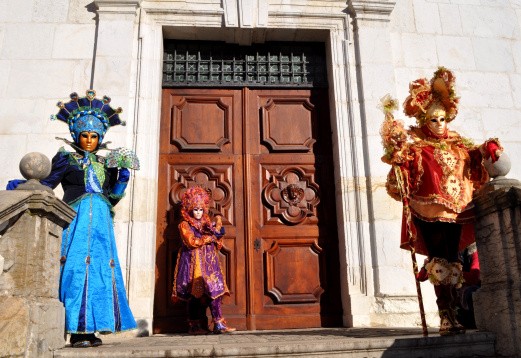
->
[188,320,210,335]
[213,319,236,334]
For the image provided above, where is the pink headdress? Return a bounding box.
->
[180,186,212,226]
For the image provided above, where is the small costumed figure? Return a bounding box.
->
[7,90,140,347]
[380,67,502,336]
[171,186,236,334]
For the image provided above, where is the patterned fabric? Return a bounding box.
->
[403,126,484,221]
[70,114,106,141]
[61,194,136,333]
[105,147,140,170]
[426,258,464,288]
[380,67,502,257]
[172,221,228,301]
[384,125,500,255]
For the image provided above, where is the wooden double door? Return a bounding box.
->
[154,87,342,333]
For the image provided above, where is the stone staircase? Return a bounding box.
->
[53,328,497,358]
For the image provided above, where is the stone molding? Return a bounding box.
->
[94,0,141,14]
[268,11,348,31]
[0,190,76,229]
[347,0,396,22]
[142,6,224,26]
[474,184,521,216]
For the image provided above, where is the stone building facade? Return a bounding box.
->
[1,0,520,333]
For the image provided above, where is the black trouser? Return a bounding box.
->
[414,217,462,312]
[414,218,461,262]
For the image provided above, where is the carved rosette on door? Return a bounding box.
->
[262,167,320,225]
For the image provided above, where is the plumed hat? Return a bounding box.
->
[403,67,459,126]
[51,89,125,144]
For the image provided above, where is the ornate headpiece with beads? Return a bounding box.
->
[181,186,210,213]
[403,67,459,126]
[180,186,212,226]
[51,89,125,144]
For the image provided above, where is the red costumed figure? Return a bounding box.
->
[380,67,502,336]
[171,186,236,334]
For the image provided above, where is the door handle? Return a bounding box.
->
[254,238,261,253]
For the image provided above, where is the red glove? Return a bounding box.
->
[485,141,501,163]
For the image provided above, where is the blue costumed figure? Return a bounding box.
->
[7,90,140,347]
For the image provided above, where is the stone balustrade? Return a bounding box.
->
[473,153,521,358]
[0,153,76,358]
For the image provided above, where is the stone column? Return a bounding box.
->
[0,153,76,358]
[472,154,521,357]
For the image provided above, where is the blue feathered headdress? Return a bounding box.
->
[51,89,125,144]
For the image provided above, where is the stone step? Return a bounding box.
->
[53,328,497,358]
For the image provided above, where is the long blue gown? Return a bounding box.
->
[43,147,136,334]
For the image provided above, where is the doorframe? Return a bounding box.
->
[123,2,396,331]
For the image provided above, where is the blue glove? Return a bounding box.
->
[6,179,26,190]
[214,226,225,238]
[110,168,130,200]
[118,168,130,182]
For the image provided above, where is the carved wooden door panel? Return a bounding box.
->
[154,89,246,333]
[154,88,342,333]
[246,89,342,329]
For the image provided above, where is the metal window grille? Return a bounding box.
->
[163,41,327,88]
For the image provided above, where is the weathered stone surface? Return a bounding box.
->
[53,328,496,358]
[483,152,511,179]
[0,296,29,357]
[473,186,521,357]
[0,189,75,357]
[15,152,54,193]
[0,296,65,358]
[0,212,62,296]
[0,191,76,297]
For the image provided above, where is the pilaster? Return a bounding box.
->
[92,0,141,96]
[348,0,395,23]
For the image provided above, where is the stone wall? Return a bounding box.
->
[0,0,520,329]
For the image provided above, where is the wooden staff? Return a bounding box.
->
[380,100,428,336]
[394,166,428,337]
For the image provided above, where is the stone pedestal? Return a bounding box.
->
[473,183,521,358]
[0,190,75,358]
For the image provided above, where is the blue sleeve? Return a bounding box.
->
[6,179,26,190]
[40,152,69,189]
